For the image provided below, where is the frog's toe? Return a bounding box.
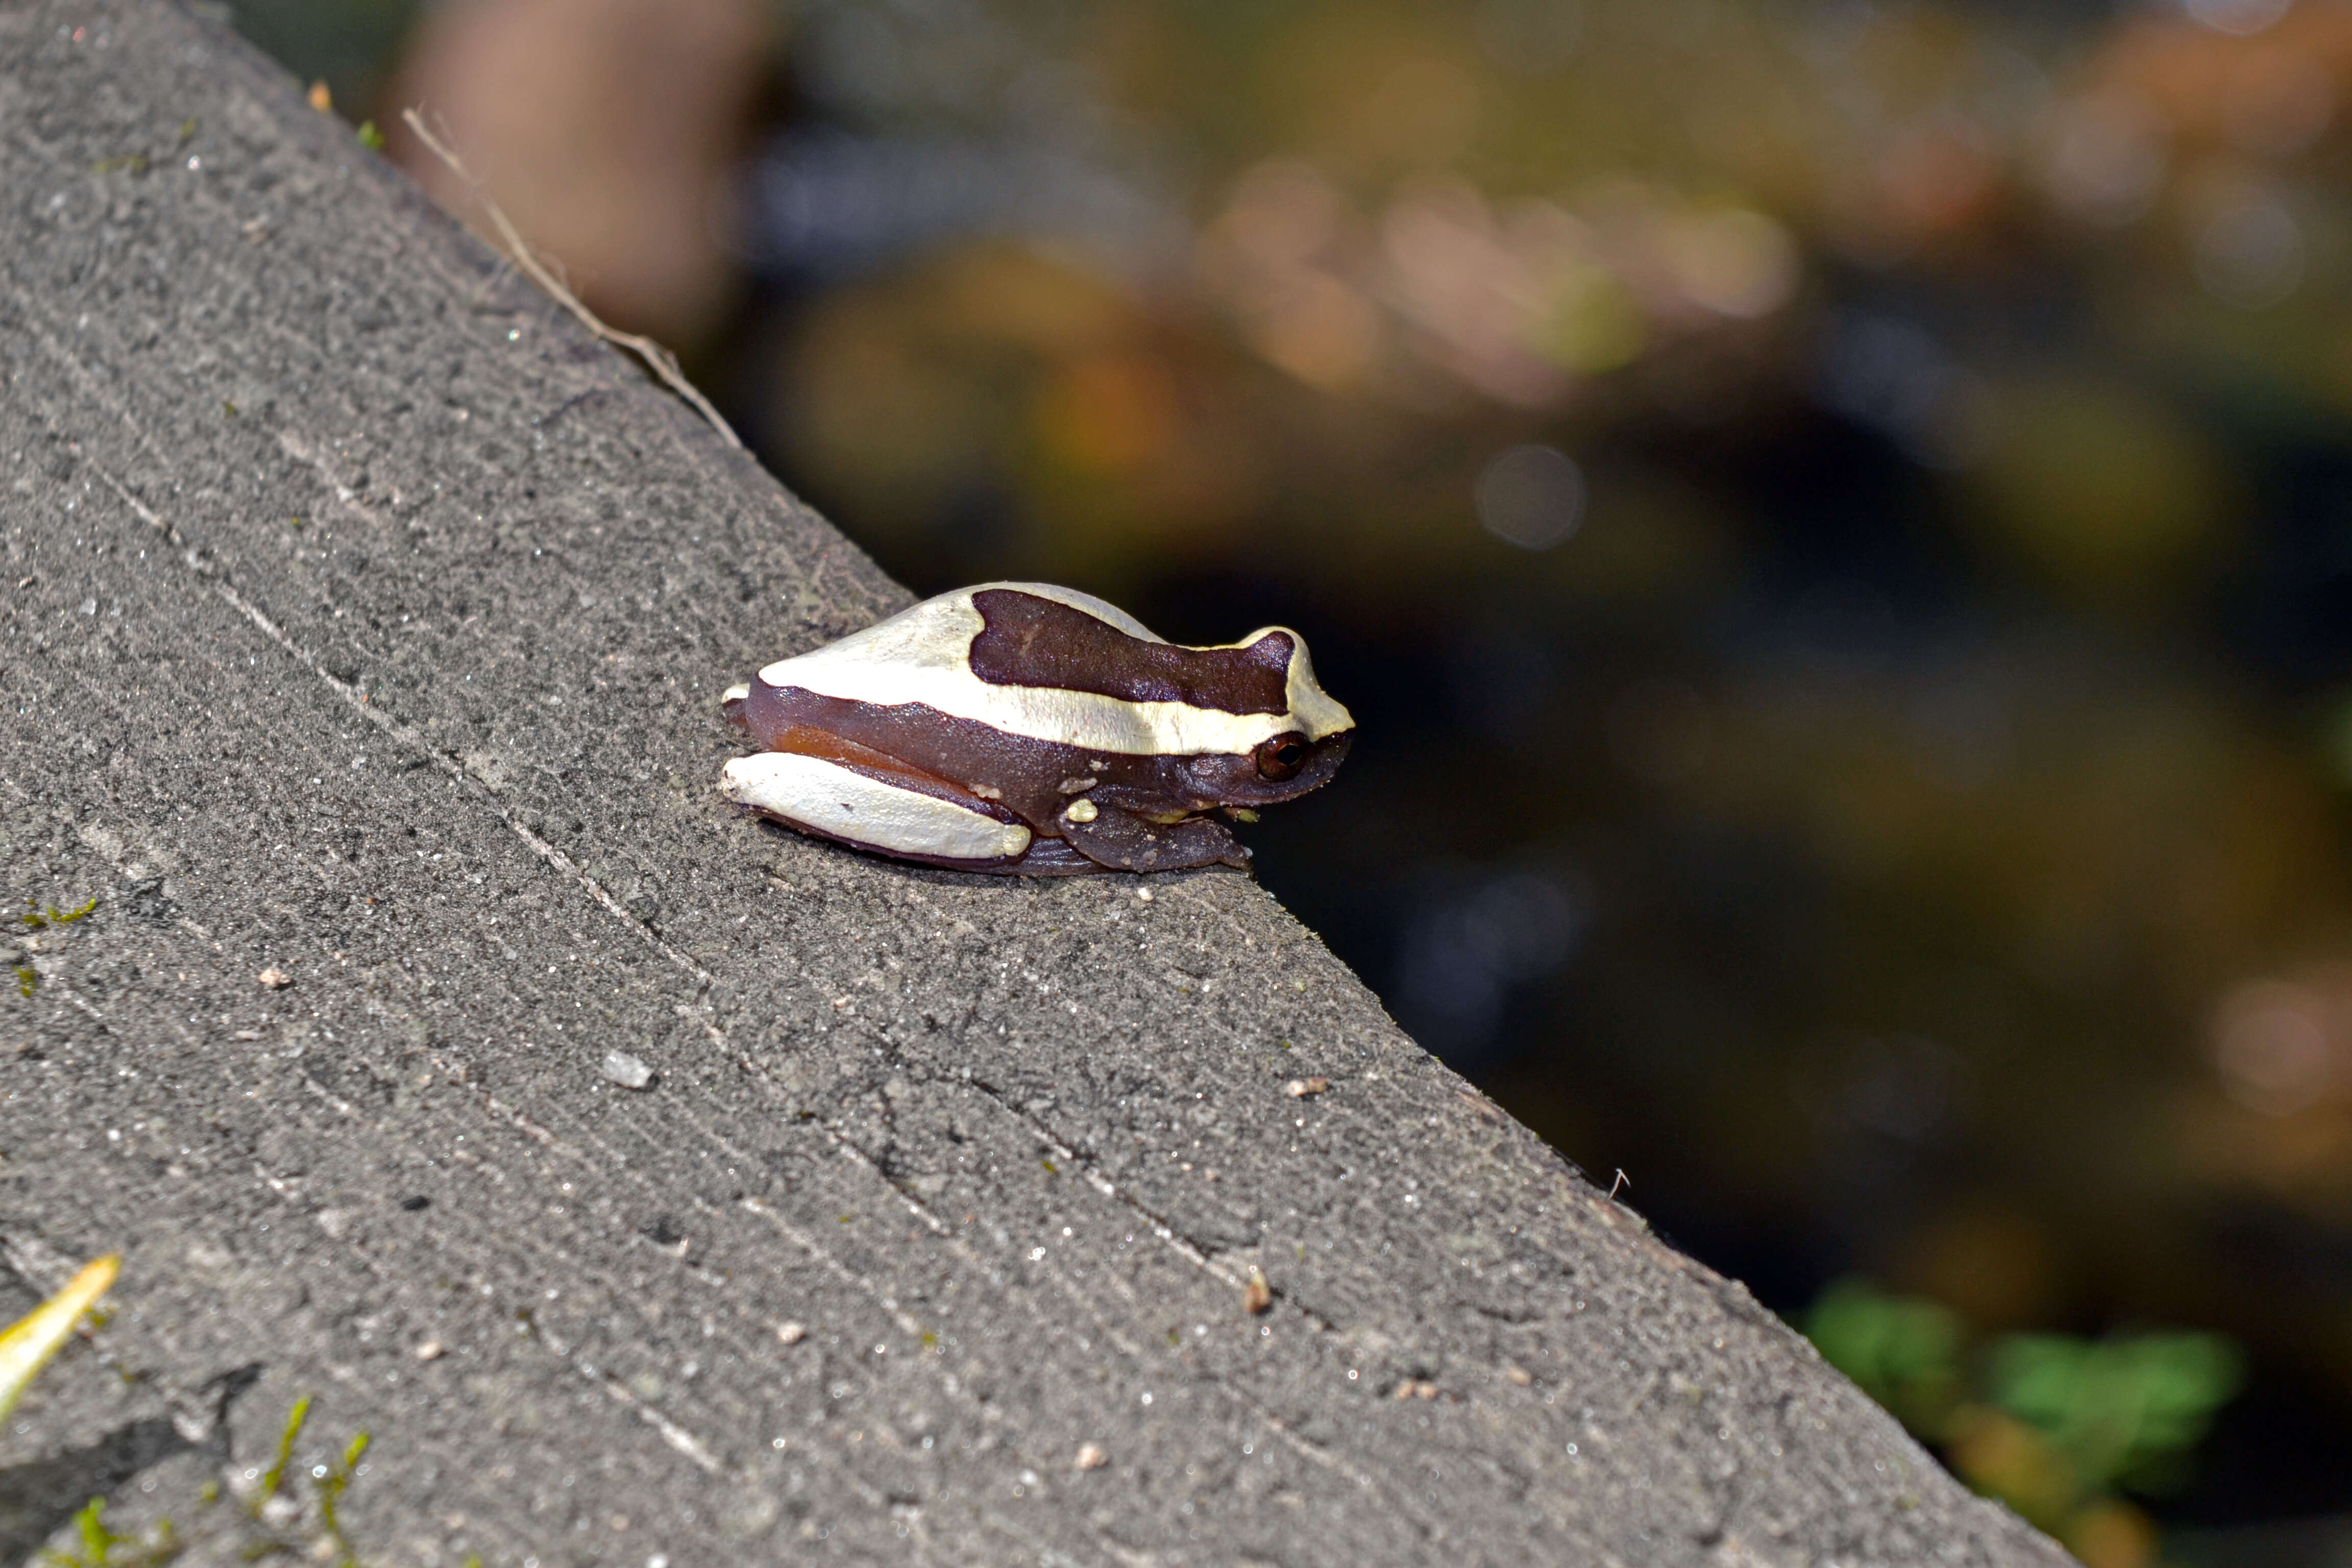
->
[1001,837,1104,876]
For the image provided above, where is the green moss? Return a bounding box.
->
[72,1498,108,1563]
[257,1393,310,1501]
[35,1496,180,1566]
[355,121,385,152]
[242,1394,375,1565]
[315,1430,372,1566]
[20,894,97,930]
[11,895,96,999]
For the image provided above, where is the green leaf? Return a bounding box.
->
[1803,1278,1964,1438]
[1987,1331,2243,1495]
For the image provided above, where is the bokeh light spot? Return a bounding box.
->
[2212,977,2342,1117]
[2192,194,2304,310]
[2042,91,2169,229]
[2183,0,2294,38]
[1659,208,1800,320]
[1476,444,1586,550]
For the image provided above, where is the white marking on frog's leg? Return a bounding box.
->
[1063,798,1099,823]
[721,683,750,707]
[756,587,1350,755]
[719,753,1032,862]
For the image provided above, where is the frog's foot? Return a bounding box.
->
[721,748,1043,874]
[721,683,751,729]
[998,837,1105,876]
[1052,798,1252,874]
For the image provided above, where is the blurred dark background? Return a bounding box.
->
[228,0,2352,1560]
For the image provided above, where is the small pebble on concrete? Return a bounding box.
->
[602,1050,655,1090]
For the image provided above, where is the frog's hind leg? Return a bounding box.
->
[720,749,1042,872]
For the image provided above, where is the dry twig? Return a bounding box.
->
[399,108,742,449]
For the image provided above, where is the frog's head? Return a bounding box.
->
[1162,625,1354,808]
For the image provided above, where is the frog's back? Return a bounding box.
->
[759,583,1163,691]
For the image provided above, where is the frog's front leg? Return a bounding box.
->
[720,745,1099,875]
[1052,794,1252,873]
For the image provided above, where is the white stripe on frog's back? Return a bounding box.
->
[756,583,1353,757]
[719,752,1032,862]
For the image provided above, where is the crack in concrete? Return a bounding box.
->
[86,459,720,1006]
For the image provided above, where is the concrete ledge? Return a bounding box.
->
[0,4,2069,1563]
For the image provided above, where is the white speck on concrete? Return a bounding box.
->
[602,1050,654,1090]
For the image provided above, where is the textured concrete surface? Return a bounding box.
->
[0,5,2074,1565]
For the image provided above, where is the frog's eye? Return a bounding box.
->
[1255,732,1310,781]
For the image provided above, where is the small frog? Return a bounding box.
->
[719,583,1354,875]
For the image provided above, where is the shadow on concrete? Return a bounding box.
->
[0,1363,261,1566]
